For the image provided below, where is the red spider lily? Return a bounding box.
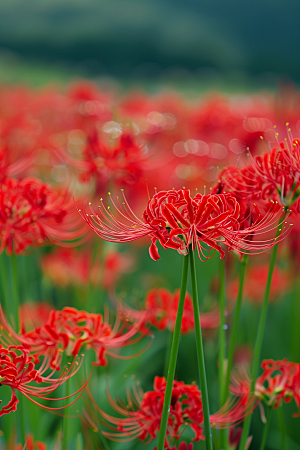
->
[154,442,194,450]
[0,344,86,417]
[14,435,47,450]
[227,263,290,304]
[78,189,290,262]
[217,136,300,209]
[87,376,254,449]
[89,376,204,448]
[230,359,300,413]
[119,288,220,335]
[0,177,88,254]
[72,130,149,191]
[0,306,148,371]
[40,246,134,290]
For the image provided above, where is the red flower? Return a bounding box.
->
[75,130,149,191]
[154,442,194,450]
[79,189,290,261]
[230,359,300,413]
[88,376,254,448]
[217,138,300,209]
[14,435,47,450]
[120,288,220,335]
[0,306,147,370]
[90,376,204,448]
[0,344,86,416]
[0,177,88,254]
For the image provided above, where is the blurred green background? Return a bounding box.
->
[0,0,298,89]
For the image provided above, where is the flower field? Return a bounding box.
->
[0,81,300,449]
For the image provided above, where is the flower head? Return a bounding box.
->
[0,177,88,254]
[79,189,290,261]
[217,136,300,209]
[90,376,204,448]
[230,359,300,413]
[120,288,220,335]
[0,306,147,370]
[14,435,47,450]
[0,344,85,416]
[88,376,254,449]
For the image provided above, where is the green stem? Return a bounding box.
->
[277,407,286,450]
[9,253,26,444]
[212,429,221,450]
[1,253,11,319]
[224,255,248,398]
[218,257,226,406]
[163,331,173,378]
[63,377,70,450]
[156,254,189,450]
[291,280,300,362]
[259,407,272,450]
[10,253,19,331]
[239,233,280,449]
[18,396,26,447]
[189,249,213,450]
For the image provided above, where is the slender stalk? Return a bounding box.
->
[189,249,213,450]
[277,407,286,450]
[63,377,70,450]
[218,257,226,406]
[9,253,26,444]
[259,407,272,450]
[224,255,248,398]
[163,330,173,378]
[212,429,221,450]
[156,254,189,450]
[291,280,300,362]
[239,233,280,449]
[1,253,11,318]
[18,396,26,447]
[10,253,19,331]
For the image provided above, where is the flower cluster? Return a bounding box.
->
[89,376,253,449]
[14,435,47,450]
[217,137,300,210]
[0,306,147,370]
[0,344,85,417]
[0,177,87,254]
[231,359,300,415]
[120,288,220,334]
